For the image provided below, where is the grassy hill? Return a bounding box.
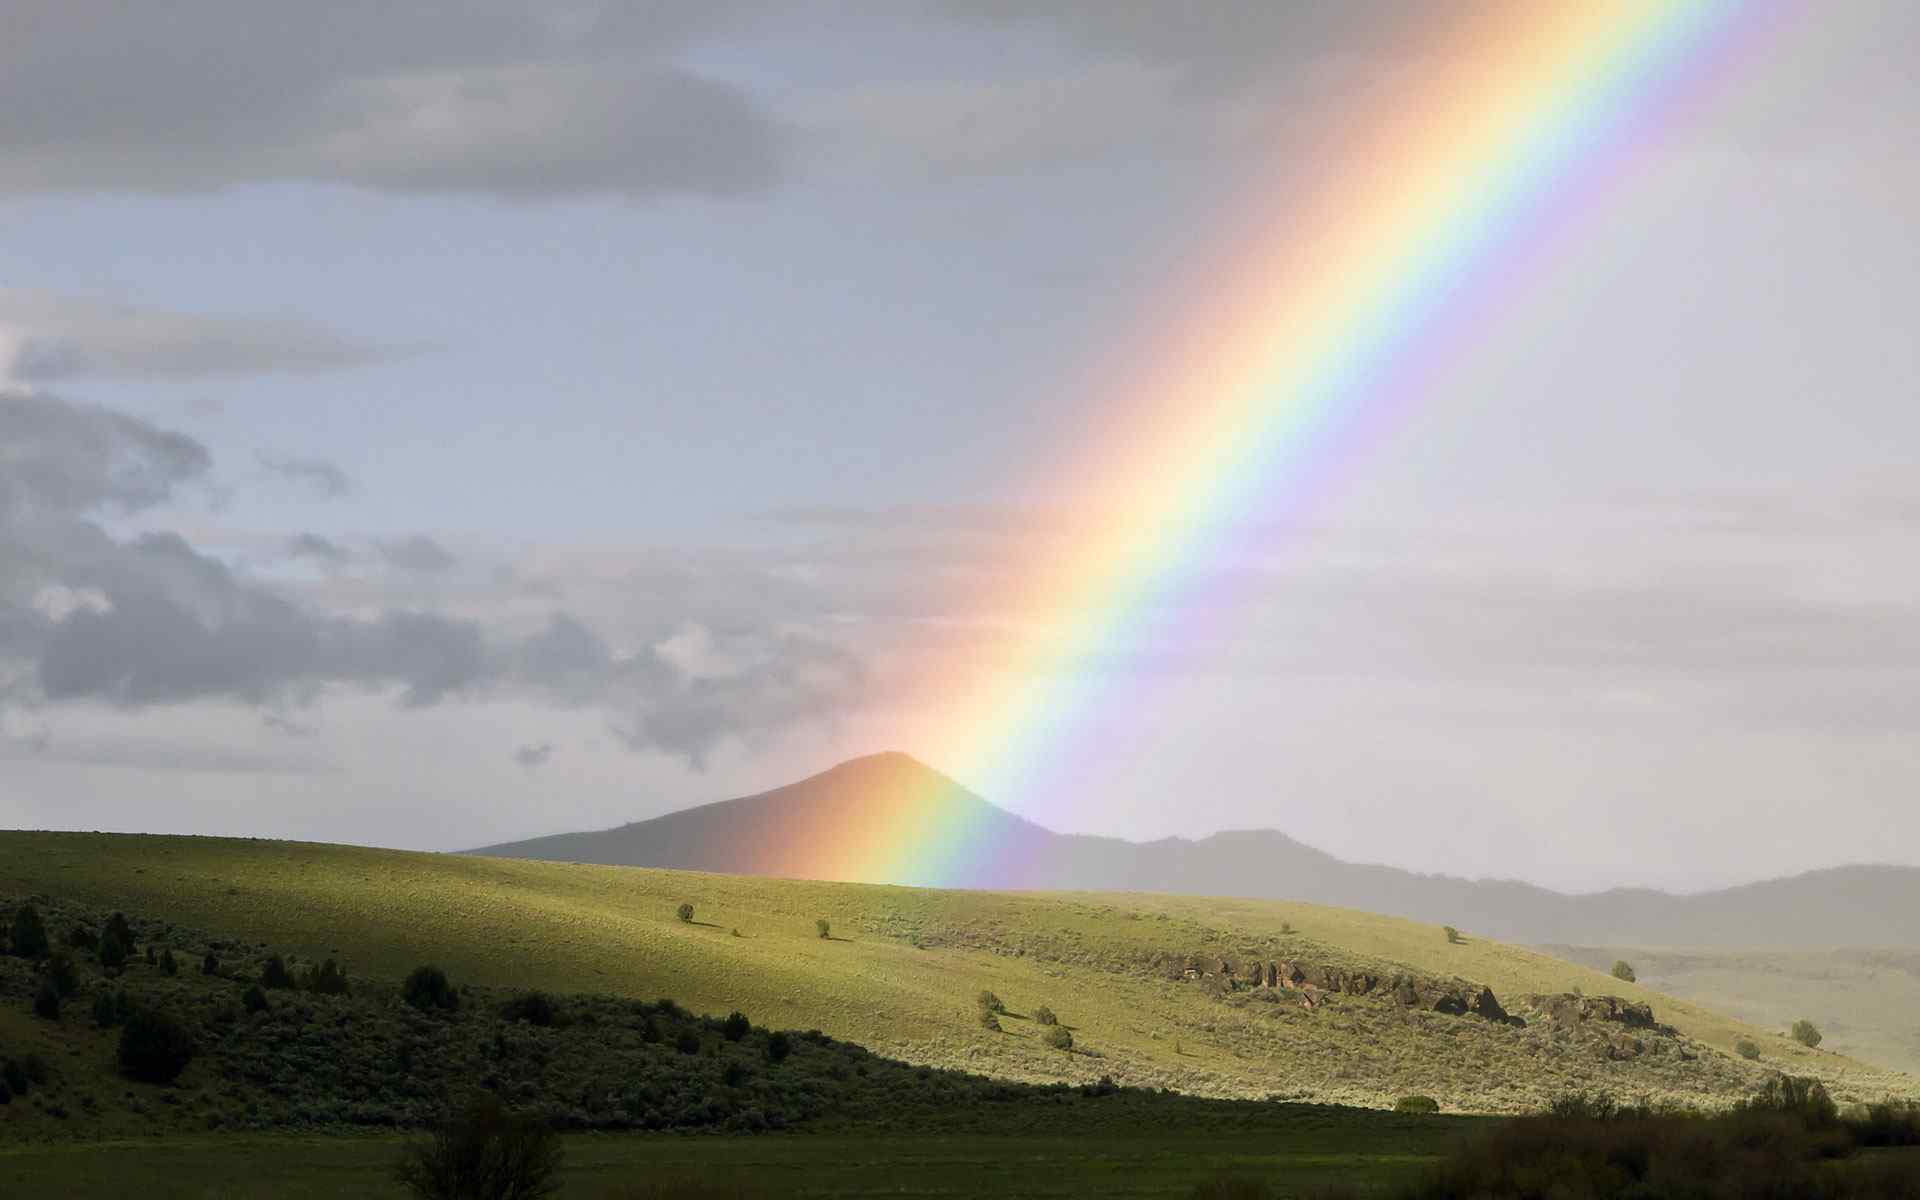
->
[1,830,1907,1121]
[474,753,1920,949]
[1542,944,1920,1076]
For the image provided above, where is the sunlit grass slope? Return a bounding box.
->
[1,831,1903,1112]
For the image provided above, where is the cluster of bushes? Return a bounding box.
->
[1392,1080,1920,1200]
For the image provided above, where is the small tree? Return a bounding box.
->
[10,904,49,960]
[1611,960,1637,983]
[978,1009,1002,1033]
[403,965,460,1012]
[32,979,60,1020]
[675,903,695,924]
[119,1009,195,1083]
[675,1031,701,1055]
[1735,1038,1762,1061]
[1443,926,1463,945]
[1791,1019,1823,1049]
[242,984,271,1014]
[393,1093,562,1200]
[202,951,220,976]
[260,954,297,989]
[1043,1025,1072,1051]
[92,988,130,1027]
[976,990,1005,1015]
[45,951,79,997]
[304,958,350,996]
[722,1011,751,1042]
[104,912,134,947]
[765,1031,792,1064]
[1033,1005,1058,1026]
[159,948,179,976]
[815,918,831,940]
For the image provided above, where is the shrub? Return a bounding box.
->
[45,950,79,996]
[1443,925,1462,945]
[2,1058,30,1096]
[1033,1006,1058,1026]
[33,979,60,1020]
[976,990,1005,1015]
[1611,960,1637,983]
[676,903,695,923]
[722,1011,751,1042]
[67,924,98,950]
[1280,922,1296,936]
[404,965,460,1012]
[1792,1019,1823,1049]
[1395,1095,1441,1115]
[10,904,49,960]
[1043,1025,1073,1051]
[815,919,831,940]
[104,912,134,947]
[119,1008,195,1083]
[765,1031,792,1064]
[676,1031,701,1055]
[1736,1038,1763,1061]
[158,948,178,976]
[260,954,297,989]
[502,991,556,1027]
[92,988,131,1027]
[979,1010,1002,1033]
[304,957,350,996]
[639,1016,661,1044]
[202,951,220,976]
[242,984,271,1014]
[393,1093,562,1200]
[98,929,129,973]
[1744,1074,1837,1126]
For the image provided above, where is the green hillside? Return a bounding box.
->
[1,831,1905,1116]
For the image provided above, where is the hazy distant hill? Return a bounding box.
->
[471,752,1920,949]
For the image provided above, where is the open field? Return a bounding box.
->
[1,831,1905,1115]
[0,1118,1473,1198]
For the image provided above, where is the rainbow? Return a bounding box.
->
[820,2,1780,888]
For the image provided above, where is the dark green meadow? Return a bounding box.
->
[0,1121,1465,1198]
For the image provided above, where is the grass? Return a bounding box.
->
[0,1123,1468,1198]
[0,831,1906,1115]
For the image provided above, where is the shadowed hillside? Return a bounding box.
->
[473,753,1920,949]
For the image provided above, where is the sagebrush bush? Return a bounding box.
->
[119,1008,195,1083]
[98,929,129,972]
[304,958,350,996]
[676,903,695,923]
[1394,1095,1440,1114]
[502,991,557,1027]
[33,978,60,1020]
[815,918,830,939]
[10,903,49,960]
[1443,926,1462,945]
[393,1094,562,1200]
[1736,1038,1763,1061]
[1611,960,1636,983]
[243,984,271,1014]
[45,950,79,996]
[1033,1006,1057,1026]
[676,1031,701,1055]
[979,1009,1002,1033]
[1044,1025,1072,1051]
[765,1031,792,1064]
[976,990,1004,1014]
[722,1011,751,1042]
[1793,1019,1824,1049]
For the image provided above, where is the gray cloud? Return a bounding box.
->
[379,535,458,573]
[0,3,781,199]
[0,290,389,382]
[513,742,553,769]
[286,533,351,564]
[1,389,871,766]
[258,453,350,498]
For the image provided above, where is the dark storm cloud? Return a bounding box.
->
[258,453,350,498]
[0,2,781,199]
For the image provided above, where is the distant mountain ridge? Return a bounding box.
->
[469,752,1920,948]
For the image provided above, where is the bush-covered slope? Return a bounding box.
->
[0,831,1904,1116]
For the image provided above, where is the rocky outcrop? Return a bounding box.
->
[1520,993,1677,1037]
[1181,951,1526,1026]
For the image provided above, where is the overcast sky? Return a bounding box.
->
[3,2,1917,893]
